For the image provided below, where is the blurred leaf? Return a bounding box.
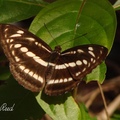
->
[111,112,120,120]
[0,0,48,23]
[113,0,120,10]
[0,66,11,80]
[0,53,11,80]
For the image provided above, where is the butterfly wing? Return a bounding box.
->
[45,45,108,95]
[0,24,52,92]
[61,45,108,79]
[45,60,80,96]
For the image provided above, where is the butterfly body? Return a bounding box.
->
[45,46,61,80]
[0,24,108,96]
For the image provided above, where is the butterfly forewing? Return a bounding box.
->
[0,24,52,92]
[61,45,108,79]
[0,24,108,96]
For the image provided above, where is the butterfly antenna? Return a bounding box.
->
[44,23,58,46]
[60,33,87,47]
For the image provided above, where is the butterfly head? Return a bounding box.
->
[54,45,62,54]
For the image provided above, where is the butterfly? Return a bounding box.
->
[0,24,108,96]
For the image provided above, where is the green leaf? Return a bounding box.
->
[36,92,96,120]
[86,62,107,83]
[0,0,48,23]
[78,103,96,120]
[29,0,116,82]
[30,1,116,118]
[0,77,44,120]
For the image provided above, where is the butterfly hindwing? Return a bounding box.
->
[45,59,80,96]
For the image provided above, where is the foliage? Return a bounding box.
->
[0,0,117,120]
